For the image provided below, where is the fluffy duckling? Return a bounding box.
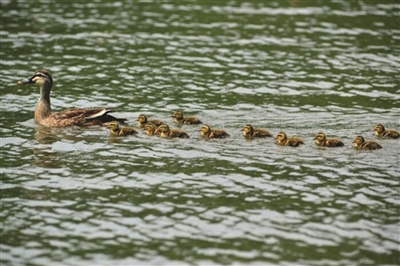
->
[373,124,399,139]
[137,114,164,128]
[199,125,230,139]
[144,123,159,136]
[242,124,272,138]
[352,135,382,150]
[171,111,202,125]
[155,124,189,138]
[275,132,304,147]
[106,121,138,137]
[17,70,127,127]
[313,132,344,147]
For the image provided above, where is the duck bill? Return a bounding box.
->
[17,78,34,85]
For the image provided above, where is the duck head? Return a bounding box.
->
[155,124,169,134]
[242,124,254,133]
[313,132,326,141]
[171,111,184,119]
[137,114,148,123]
[199,125,211,134]
[352,135,365,145]
[106,121,120,131]
[18,70,53,88]
[275,132,287,141]
[373,124,385,133]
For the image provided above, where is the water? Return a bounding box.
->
[1,0,399,265]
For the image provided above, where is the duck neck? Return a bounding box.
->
[35,81,52,122]
[160,129,170,138]
[111,128,120,135]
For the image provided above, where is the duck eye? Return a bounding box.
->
[33,74,46,79]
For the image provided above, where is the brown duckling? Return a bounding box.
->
[313,132,344,147]
[242,124,272,138]
[171,111,202,125]
[106,121,138,137]
[17,70,127,127]
[199,125,230,139]
[352,135,382,150]
[275,132,304,147]
[144,123,159,136]
[373,124,399,139]
[155,124,189,139]
[137,114,164,128]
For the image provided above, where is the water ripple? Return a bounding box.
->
[1,0,399,265]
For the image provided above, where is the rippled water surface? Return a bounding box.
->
[1,0,399,265]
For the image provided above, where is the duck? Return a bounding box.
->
[199,125,230,139]
[373,124,399,139]
[313,132,344,147]
[242,124,272,138]
[171,111,202,125]
[144,123,159,136]
[136,114,164,129]
[155,124,189,138]
[352,135,382,150]
[106,121,138,137]
[275,132,304,147]
[17,70,127,127]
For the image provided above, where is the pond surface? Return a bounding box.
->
[1,0,399,265]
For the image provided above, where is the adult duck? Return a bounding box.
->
[17,70,126,127]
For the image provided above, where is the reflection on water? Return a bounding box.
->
[34,125,60,144]
[1,0,399,265]
[32,148,61,169]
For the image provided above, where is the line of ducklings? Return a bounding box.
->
[16,70,398,150]
[106,112,399,150]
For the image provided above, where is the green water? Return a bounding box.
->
[1,1,399,265]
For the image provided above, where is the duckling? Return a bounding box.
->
[352,135,382,150]
[144,123,159,136]
[242,124,272,138]
[199,125,230,139]
[106,121,138,137]
[373,124,399,139]
[137,114,164,128]
[275,132,304,147]
[313,132,344,147]
[17,70,127,127]
[155,124,189,139]
[171,111,202,125]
